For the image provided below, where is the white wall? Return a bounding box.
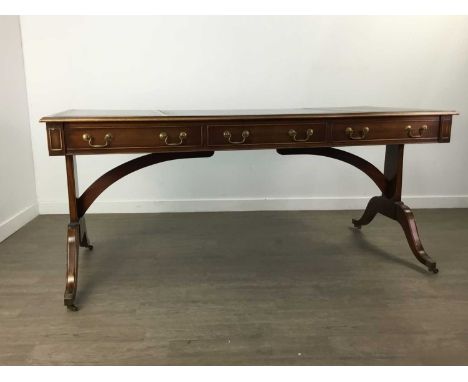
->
[20,16,468,214]
[0,16,38,242]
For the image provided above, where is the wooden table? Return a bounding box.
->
[41,107,458,311]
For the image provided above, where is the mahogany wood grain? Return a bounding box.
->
[64,122,204,154]
[207,121,326,147]
[383,144,404,201]
[65,155,79,222]
[330,117,439,144]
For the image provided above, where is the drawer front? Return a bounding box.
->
[331,118,440,144]
[65,125,203,152]
[207,122,327,147]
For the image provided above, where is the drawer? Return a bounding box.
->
[65,125,203,152]
[207,122,327,147]
[331,118,439,143]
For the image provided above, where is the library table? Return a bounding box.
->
[40,107,458,311]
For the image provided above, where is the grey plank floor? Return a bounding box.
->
[0,210,467,365]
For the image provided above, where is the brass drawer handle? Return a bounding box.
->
[223,130,250,144]
[82,133,113,148]
[406,124,428,138]
[159,131,187,146]
[288,128,314,142]
[345,126,369,140]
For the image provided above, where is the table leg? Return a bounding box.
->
[64,223,80,311]
[64,155,90,311]
[352,196,438,273]
[352,144,438,273]
[62,151,214,310]
[277,145,438,273]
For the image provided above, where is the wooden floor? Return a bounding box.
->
[0,210,467,365]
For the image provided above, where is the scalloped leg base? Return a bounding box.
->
[353,196,439,274]
[65,224,80,312]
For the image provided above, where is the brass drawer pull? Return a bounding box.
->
[159,131,187,146]
[82,133,113,148]
[223,130,250,144]
[406,124,428,138]
[288,128,314,142]
[345,126,369,140]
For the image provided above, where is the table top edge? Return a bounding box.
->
[40,108,459,123]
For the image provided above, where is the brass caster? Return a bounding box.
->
[351,219,362,229]
[67,304,79,312]
[427,262,439,274]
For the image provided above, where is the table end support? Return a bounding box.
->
[64,223,80,311]
[277,145,438,273]
[63,151,215,310]
[352,196,438,274]
[394,201,438,274]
